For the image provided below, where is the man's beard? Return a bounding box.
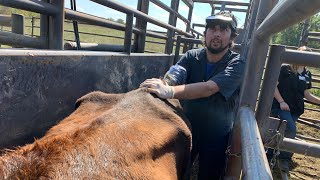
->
[206,43,229,54]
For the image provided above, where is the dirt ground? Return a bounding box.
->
[271,109,320,180]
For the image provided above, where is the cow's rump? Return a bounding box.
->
[0,89,192,180]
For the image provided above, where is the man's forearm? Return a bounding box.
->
[173,80,219,100]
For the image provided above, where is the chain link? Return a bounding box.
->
[265,130,284,169]
[225,145,241,157]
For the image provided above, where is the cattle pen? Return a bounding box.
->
[1,0,320,179]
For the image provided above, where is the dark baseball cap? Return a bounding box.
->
[205,11,237,31]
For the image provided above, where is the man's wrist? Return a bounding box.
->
[169,86,175,99]
[279,101,285,104]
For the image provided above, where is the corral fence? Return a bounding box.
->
[1,0,320,180]
[0,0,249,54]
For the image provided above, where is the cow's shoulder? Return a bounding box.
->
[75,91,124,110]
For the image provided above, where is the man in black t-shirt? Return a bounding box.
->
[140,11,245,179]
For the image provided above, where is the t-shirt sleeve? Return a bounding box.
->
[210,55,245,99]
[175,51,192,82]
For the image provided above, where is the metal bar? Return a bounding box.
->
[31,17,35,37]
[90,0,193,37]
[256,0,320,40]
[296,134,320,143]
[281,49,320,67]
[149,0,190,25]
[181,0,193,8]
[174,35,182,64]
[308,37,320,42]
[0,31,45,48]
[49,0,65,49]
[145,40,166,45]
[146,31,168,40]
[193,0,250,6]
[192,23,205,28]
[239,0,273,108]
[305,99,320,107]
[40,0,49,49]
[214,6,248,13]
[134,0,149,53]
[64,42,128,52]
[0,0,59,16]
[255,45,285,139]
[304,107,320,113]
[300,116,320,125]
[190,28,203,36]
[165,0,179,54]
[71,0,81,50]
[297,119,320,130]
[239,106,272,180]
[266,137,320,158]
[186,2,193,34]
[64,29,124,39]
[65,8,140,33]
[308,32,320,36]
[11,14,25,35]
[298,18,310,47]
[11,13,25,48]
[311,77,320,83]
[179,37,202,44]
[240,0,259,60]
[124,13,133,54]
[0,14,11,27]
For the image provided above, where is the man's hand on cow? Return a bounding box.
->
[139,78,175,99]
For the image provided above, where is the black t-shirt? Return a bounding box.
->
[272,65,312,116]
[176,48,245,137]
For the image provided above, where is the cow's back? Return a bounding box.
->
[0,89,192,180]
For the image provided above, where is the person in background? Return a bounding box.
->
[269,46,320,172]
[140,11,245,179]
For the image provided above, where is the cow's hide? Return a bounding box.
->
[0,89,192,180]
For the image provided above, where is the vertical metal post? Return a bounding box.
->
[11,13,25,35]
[0,25,2,47]
[183,3,194,53]
[11,13,25,48]
[50,0,65,49]
[225,1,261,177]
[40,0,49,49]
[185,3,193,34]
[124,13,134,54]
[174,35,182,64]
[31,17,35,37]
[299,18,310,47]
[71,0,81,50]
[255,45,285,139]
[239,0,273,109]
[165,0,179,54]
[134,0,149,53]
[220,2,226,11]
[240,0,260,58]
[210,3,215,15]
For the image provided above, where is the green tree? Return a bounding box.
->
[272,15,320,49]
[116,18,124,24]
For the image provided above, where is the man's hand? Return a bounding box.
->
[279,101,290,111]
[140,78,175,99]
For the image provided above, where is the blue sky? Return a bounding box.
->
[65,0,249,32]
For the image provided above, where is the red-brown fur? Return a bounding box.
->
[0,89,192,179]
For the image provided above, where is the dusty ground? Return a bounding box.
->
[271,109,320,180]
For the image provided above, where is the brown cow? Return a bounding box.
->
[0,89,192,179]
